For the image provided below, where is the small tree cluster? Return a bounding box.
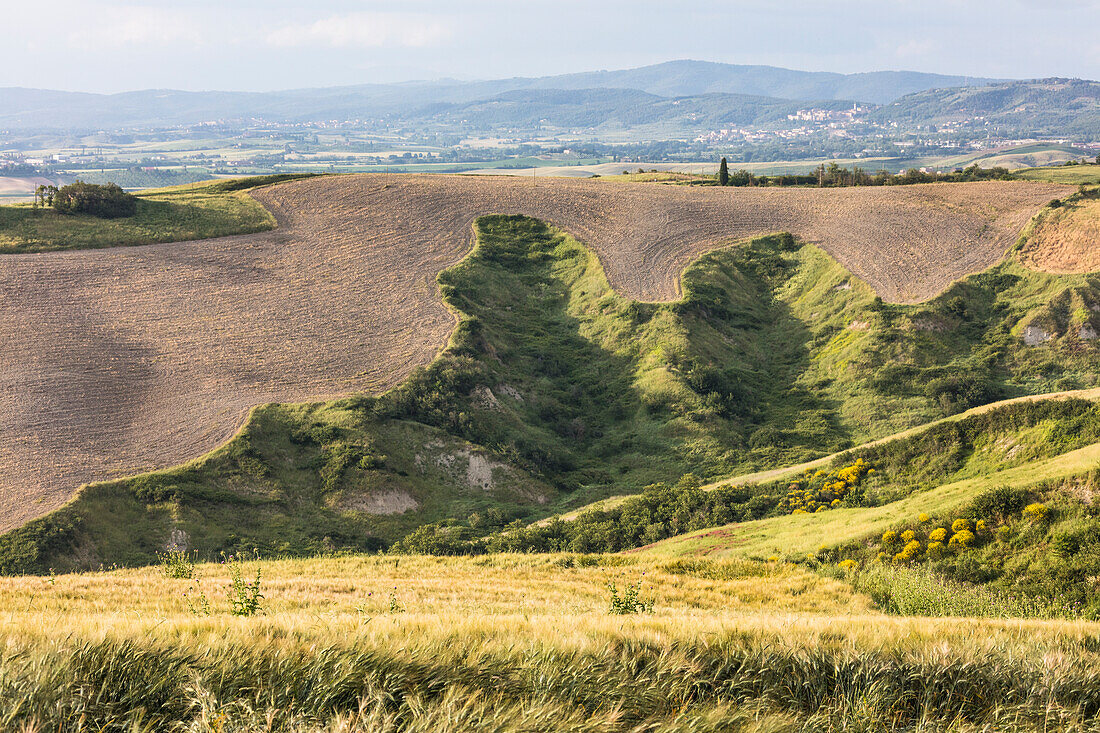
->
[52,181,137,218]
[32,184,59,210]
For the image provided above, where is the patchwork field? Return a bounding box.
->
[0,174,1070,532]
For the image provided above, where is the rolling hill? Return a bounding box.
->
[873,78,1100,136]
[2,176,1095,575]
[0,175,1067,541]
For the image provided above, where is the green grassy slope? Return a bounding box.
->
[5,205,1100,573]
[638,437,1100,561]
[0,174,314,254]
[542,386,1100,524]
[1015,163,1100,185]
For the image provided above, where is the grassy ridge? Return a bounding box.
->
[638,436,1100,561]
[0,174,315,254]
[3,554,1100,731]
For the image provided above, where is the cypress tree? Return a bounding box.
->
[718,157,729,186]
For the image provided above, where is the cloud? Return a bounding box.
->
[266,12,453,48]
[66,7,207,48]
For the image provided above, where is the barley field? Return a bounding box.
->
[0,174,1068,532]
[4,554,1100,731]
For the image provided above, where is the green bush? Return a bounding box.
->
[53,181,137,218]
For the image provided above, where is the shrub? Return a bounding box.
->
[929,527,948,543]
[607,579,654,614]
[975,519,987,534]
[918,513,930,523]
[837,558,858,572]
[227,557,263,616]
[901,529,916,543]
[952,518,970,533]
[970,486,1030,521]
[995,525,1012,542]
[949,530,976,549]
[53,181,137,218]
[1023,503,1050,522]
[881,530,898,546]
[926,541,946,559]
[896,540,922,562]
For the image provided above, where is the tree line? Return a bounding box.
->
[716,158,1015,188]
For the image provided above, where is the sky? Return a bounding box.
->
[5,0,1100,93]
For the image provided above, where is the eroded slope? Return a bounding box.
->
[0,174,1068,530]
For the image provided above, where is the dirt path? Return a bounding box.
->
[0,174,1070,532]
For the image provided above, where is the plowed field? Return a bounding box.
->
[0,174,1070,531]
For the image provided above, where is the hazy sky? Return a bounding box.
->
[5,0,1099,93]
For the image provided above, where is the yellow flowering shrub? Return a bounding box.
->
[975,520,987,533]
[896,539,922,562]
[926,541,946,559]
[952,518,970,533]
[995,526,1012,541]
[837,559,858,572]
[901,529,916,543]
[882,530,898,545]
[778,460,874,516]
[929,527,947,543]
[918,513,930,523]
[1023,503,1049,522]
[949,530,975,549]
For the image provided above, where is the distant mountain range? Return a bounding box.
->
[1,61,1096,138]
[0,60,1003,131]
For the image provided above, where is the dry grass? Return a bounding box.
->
[0,554,869,624]
[1020,195,1100,274]
[6,553,1099,656]
[0,174,1069,532]
[4,555,1100,730]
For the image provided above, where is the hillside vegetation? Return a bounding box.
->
[0,174,312,254]
[4,206,1100,573]
[4,553,1100,731]
[872,78,1100,136]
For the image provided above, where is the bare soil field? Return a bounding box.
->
[1019,196,1100,273]
[0,174,1069,531]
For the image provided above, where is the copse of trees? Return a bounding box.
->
[716,162,1015,188]
[52,181,137,218]
[32,184,58,210]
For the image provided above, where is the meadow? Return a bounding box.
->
[1016,163,1100,185]
[5,553,1100,731]
[0,175,311,254]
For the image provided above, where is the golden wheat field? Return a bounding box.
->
[0,174,1070,532]
[6,555,1100,731]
